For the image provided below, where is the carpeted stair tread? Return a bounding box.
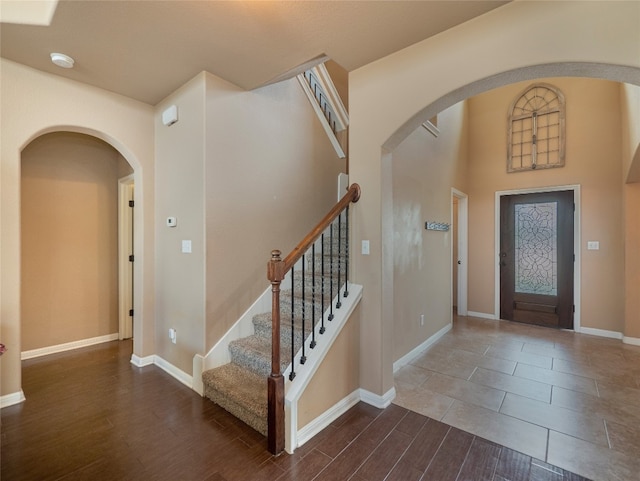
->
[202,363,267,435]
[229,335,291,377]
[202,238,349,438]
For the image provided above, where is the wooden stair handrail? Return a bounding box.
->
[266,183,360,455]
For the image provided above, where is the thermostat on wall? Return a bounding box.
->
[166,217,177,227]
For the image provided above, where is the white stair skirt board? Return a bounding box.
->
[130,354,193,389]
[21,333,119,360]
[294,389,361,451]
[292,385,396,454]
[284,284,363,454]
[0,390,26,409]
[393,322,452,373]
[623,336,640,346]
[193,267,297,389]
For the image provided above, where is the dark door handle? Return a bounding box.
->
[457,260,461,265]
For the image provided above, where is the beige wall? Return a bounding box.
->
[298,305,360,429]
[1,59,155,399]
[151,71,345,375]
[21,133,124,350]
[392,102,468,361]
[154,74,207,373]
[203,72,345,350]
[466,78,624,332]
[349,1,640,396]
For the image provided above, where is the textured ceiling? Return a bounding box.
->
[0,1,509,105]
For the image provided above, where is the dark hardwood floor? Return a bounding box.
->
[1,340,589,480]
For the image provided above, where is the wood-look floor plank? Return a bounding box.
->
[353,429,413,480]
[456,437,502,481]
[1,340,591,481]
[494,447,532,481]
[313,404,407,481]
[421,426,474,481]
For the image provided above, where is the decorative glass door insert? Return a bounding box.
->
[514,202,557,296]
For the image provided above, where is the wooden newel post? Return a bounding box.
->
[267,250,285,455]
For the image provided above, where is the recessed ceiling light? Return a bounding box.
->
[50,52,74,69]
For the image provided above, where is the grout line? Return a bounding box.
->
[603,419,612,449]
[497,390,507,412]
[467,366,478,381]
[453,436,476,481]
[417,425,452,481]
[439,399,455,422]
[545,429,550,463]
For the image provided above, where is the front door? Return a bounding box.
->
[500,190,574,329]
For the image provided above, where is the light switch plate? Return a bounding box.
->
[362,240,370,255]
[181,240,192,253]
[587,241,600,250]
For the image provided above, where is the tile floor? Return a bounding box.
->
[393,314,640,481]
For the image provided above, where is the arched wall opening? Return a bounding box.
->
[20,131,134,356]
[360,62,640,400]
[0,57,155,405]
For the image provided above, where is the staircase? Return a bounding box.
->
[202,223,347,436]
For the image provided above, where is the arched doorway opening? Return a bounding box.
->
[380,63,640,386]
[20,131,136,358]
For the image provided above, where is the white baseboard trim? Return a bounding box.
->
[129,354,193,389]
[154,356,193,389]
[578,327,623,340]
[192,354,204,396]
[296,389,361,449]
[130,353,154,367]
[393,322,452,373]
[467,311,498,320]
[0,390,26,409]
[21,333,119,360]
[623,336,640,346]
[360,386,396,409]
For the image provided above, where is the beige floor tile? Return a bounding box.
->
[392,387,455,421]
[394,364,432,390]
[470,367,551,403]
[513,363,598,396]
[499,393,608,447]
[422,372,506,411]
[429,335,491,355]
[486,338,526,352]
[521,343,591,364]
[411,352,477,380]
[485,345,553,369]
[605,419,640,459]
[551,386,640,427]
[547,430,640,481]
[451,348,517,375]
[441,400,548,461]
[552,358,639,390]
[596,380,640,407]
[394,314,640,480]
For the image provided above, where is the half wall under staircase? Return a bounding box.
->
[201,184,361,454]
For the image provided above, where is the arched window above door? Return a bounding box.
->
[508,83,565,172]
